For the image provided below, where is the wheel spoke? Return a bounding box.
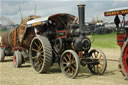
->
[99,63,104,66]
[98,58,104,61]
[34,42,40,49]
[94,52,97,58]
[32,56,38,59]
[41,51,44,53]
[97,52,99,56]
[37,40,42,48]
[39,47,43,51]
[34,60,39,67]
[66,68,70,73]
[62,62,67,65]
[37,63,42,71]
[71,66,75,75]
[64,65,68,70]
[71,60,76,64]
[39,57,43,64]
[66,54,71,61]
[64,57,68,62]
[40,56,44,62]
[99,55,102,59]
[41,55,44,57]
[32,48,38,52]
[69,53,72,61]
[71,66,75,72]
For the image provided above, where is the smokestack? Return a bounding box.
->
[77,4,86,34]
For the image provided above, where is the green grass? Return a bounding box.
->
[91,32,119,48]
[0,30,9,35]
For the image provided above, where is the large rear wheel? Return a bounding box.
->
[60,50,80,79]
[120,40,128,80]
[29,36,52,73]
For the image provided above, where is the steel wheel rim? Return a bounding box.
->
[89,49,107,74]
[123,46,128,74]
[30,39,44,72]
[61,50,80,78]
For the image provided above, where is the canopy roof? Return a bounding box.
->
[27,13,78,27]
[104,7,128,16]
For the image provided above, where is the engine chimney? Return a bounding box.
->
[77,4,87,34]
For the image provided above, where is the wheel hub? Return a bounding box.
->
[67,62,71,67]
[14,56,16,64]
[37,52,41,57]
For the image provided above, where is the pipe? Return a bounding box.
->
[77,4,86,34]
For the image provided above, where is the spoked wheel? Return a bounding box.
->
[13,51,23,68]
[120,40,128,80]
[60,50,80,79]
[29,36,52,73]
[0,48,5,62]
[88,49,107,75]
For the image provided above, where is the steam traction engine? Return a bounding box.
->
[104,7,128,80]
[28,4,107,78]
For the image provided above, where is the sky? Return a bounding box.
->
[0,0,128,25]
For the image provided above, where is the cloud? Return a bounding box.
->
[0,0,128,24]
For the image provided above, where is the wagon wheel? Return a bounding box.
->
[120,39,128,80]
[0,48,5,62]
[60,50,80,78]
[29,36,52,73]
[88,49,107,75]
[13,51,23,68]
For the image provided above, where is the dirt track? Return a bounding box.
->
[0,48,128,85]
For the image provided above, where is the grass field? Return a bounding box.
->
[91,32,119,48]
[0,30,9,35]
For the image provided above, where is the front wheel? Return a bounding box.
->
[88,49,107,75]
[0,48,5,62]
[60,50,80,79]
